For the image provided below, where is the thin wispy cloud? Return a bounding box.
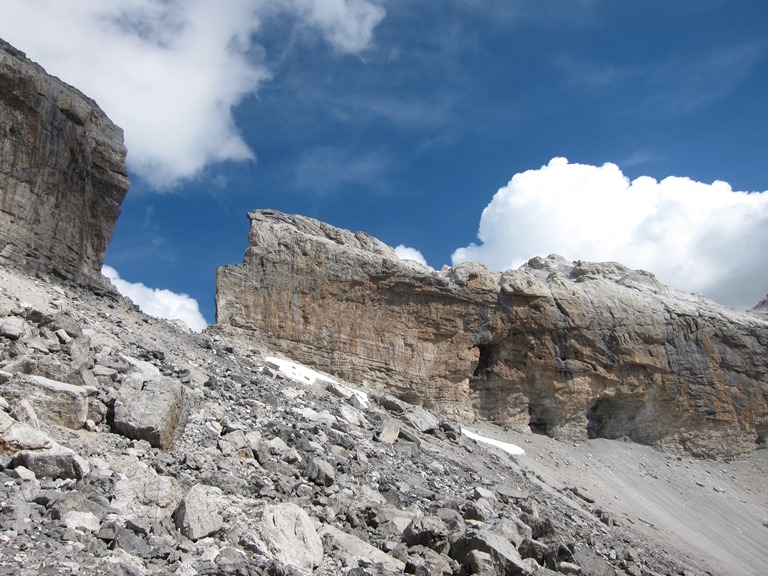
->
[0,0,385,189]
[452,158,768,310]
[293,146,392,196]
[642,42,764,114]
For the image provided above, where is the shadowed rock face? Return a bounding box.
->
[216,210,768,458]
[0,39,129,284]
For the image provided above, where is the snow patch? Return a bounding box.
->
[462,428,526,456]
[264,356,369,408]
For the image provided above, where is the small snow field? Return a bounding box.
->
[264,356,369,408]
[461,427,526,456]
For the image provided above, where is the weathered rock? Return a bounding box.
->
[14,443,90,480]
[0,410,51,452]
[110,459,183,526]
[0,316,28,340]
[304,457,336,487]
[320,524,406,573]
[0,39,129,283]
[2,373,93,429]
[260,503,323,571]
[113,376,190,449]
[173,483,225,541]
[216,211,768,458]
[377,416,401,445]
[402,514,451,554]
[451,529,534,576]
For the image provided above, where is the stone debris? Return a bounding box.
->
[0,261,723,576]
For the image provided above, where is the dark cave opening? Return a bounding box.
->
[472,344,494,381]
[587,396,647,441]
[757,424,767,447]
[528,404,549,435]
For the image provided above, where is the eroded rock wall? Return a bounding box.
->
[0,39,129,283]
[216,210,768,458]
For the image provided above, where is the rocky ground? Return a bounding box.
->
[0,262,766,576]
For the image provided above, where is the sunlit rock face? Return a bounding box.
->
[216,209,768,459]
[0,39,129,284]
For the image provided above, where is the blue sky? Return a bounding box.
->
[3,1,768,330]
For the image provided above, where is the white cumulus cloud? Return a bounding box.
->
[452,157,768,310]
[102,266,208,332]
[394,244,428,266]
[0,0,385,188]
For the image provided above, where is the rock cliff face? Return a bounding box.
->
[217,210,768,458]
[0,39,129,284]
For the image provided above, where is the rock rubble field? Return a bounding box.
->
[1,263,766,576]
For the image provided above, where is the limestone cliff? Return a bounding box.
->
[0,39,129,284]
[216,210,768,459]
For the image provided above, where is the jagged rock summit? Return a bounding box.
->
[0,38,129,284]
[217,209,768,459]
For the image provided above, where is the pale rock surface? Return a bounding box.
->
[2,373,93,429]
[259,502,323,571]
[320,524,407,573]
[109,458,183,526]
[13,442,90,480]
[174,483,225,541]
[217,210,768,458]
[0,39,129,283]
[113,376,191,449]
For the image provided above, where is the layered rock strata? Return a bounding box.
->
[0,39,129,283]
[216,210,768,458]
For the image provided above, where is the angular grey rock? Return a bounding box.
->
[320,524,405,573]
[62,510,101,532]
[218,429,253,459]
[377,416,401,445]
[450,529,534,576]
[0,39,130,283]
[110,459,182,526]
[2,373,93,429]
[402,406,441,434]
[260,503,323,571]
[304,457,335,487]
[174,483,225,541]
[402,514,451,554]
[14,443,90,480]
[0,410,52,452]
[0,316,28,340]
[113,376,190,449]
[463,498,494,522]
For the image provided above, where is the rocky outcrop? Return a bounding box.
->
[0,38,129,284]
[216,210,768,458]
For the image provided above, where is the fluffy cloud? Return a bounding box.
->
[0,0,384,188]
[102,266,208,332]
[452,158,768,310]
[394,245,428,266]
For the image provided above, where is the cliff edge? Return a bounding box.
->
[0,39,129,284]
[217,209,768,459]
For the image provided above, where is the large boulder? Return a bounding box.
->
[1,373,94,429]
[259,503,323,571]
[0,39,129,283]
[216,210,768,458]
[113,376,191,450]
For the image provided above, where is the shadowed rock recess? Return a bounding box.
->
[0,39,129,284]
[217,210,768,459]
